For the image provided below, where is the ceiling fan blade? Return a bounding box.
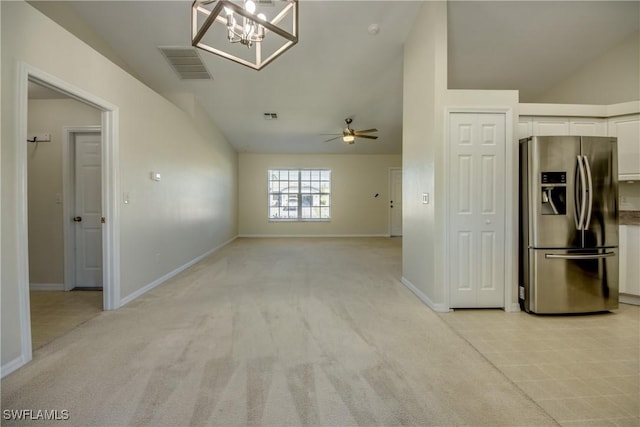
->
[324,136,342,142]
[356,135,378,140]
[319,133,342,136]
[354,128,378,134]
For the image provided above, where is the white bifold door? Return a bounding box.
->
[449,113,506,308]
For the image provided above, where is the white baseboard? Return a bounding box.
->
[238,234,391,238]
[29,283,64,291]
[1,354,31,379]
[620,293,640,306]
[119,236,237,307]
[401,277,451,313]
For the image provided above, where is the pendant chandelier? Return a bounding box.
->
[192,0,298,71]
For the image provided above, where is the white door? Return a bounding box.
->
[390,168,402,236]
[449,113,505,307]
[74,132,102,288]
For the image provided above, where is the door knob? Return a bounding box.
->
[73,216,82,222]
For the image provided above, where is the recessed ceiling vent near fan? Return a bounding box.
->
[159,47,212,80]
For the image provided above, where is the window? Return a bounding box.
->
[268,169,331,221]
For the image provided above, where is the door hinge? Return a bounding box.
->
[101,217,106,224]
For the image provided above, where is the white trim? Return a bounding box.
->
[15,62,121,375]
[444,107,515,311]
[237,234,391,238]
[62,126,102,292]
[1,355,29,379]
[401,277,451,313]
[16,63,33,371]
[29,283,65,291]
[119,236,238,307]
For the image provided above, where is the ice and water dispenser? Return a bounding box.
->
[540,172,566,215]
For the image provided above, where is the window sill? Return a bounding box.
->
[268,219,331,223]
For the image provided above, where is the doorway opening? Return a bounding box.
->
[15,63,120,367]
[27,82,105,348]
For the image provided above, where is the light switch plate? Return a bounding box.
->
[422,193,429,204]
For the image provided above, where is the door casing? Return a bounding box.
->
[13,62,120,374]
[443,107,517,312]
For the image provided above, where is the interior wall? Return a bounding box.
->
[27,98,101,288]
[1,1,238,369]
[620,182,640,211]
[533,31,640,104]
[239,153,401,236]
[402,1,448,310]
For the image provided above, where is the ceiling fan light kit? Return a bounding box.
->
[191,0,298,71]
[323,118,379,144]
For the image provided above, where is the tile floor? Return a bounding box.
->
[440,303,639,427]
[29,290,103,350]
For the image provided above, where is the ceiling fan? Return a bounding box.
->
[322,118,378,144]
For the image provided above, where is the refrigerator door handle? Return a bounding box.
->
[575,155,587,230]
[545,252,616,260]
[582,155,593,230]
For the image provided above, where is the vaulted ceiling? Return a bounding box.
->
[29,1,639,154]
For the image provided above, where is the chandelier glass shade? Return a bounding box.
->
[192,0,298,71]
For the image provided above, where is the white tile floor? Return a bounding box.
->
[29,290,103,350]
[440,303,639,427]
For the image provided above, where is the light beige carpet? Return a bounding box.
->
[1,238,556,426]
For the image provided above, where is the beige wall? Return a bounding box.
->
[403,2,521,311]
[1,1,238,369]
[533,32,640,104]
[402,1,448,309]
[27,98,101,287]
[239,154,401,236]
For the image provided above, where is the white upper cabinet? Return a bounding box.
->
[519,117,608,138]
[569,118,607,136]
[532,117,570,136]
[608,114,640,179]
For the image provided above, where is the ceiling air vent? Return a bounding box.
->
[264,113,278,120]
[159,47,212,80]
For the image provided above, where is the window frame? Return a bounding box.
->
[267,169,331,222]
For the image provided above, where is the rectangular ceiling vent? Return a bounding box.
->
[264,113,278,120]
[159,47,212,80]
[257,0,275,5]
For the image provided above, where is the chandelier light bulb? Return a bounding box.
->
[257,13,266,21]
[245,0,256,14]
[224,6,233,16]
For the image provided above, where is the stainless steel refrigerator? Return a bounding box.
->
[519,136,619,314]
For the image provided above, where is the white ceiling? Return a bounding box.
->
[30,1,639,155]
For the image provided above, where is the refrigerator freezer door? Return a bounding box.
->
[527,248,619,313]
[581,137,618,248]
[527,136,582,248]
